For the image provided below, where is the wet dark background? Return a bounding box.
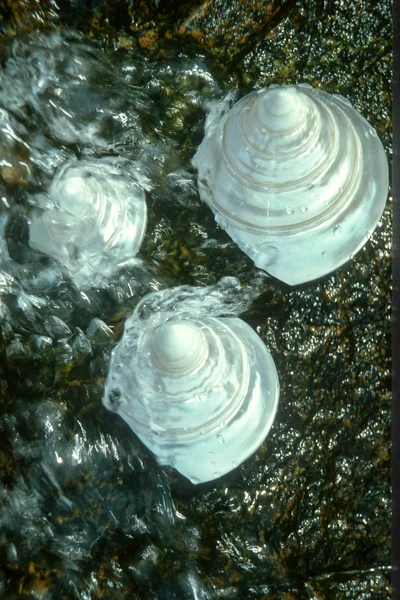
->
[0,1,391,598]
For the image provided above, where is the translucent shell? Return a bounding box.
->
[29,158,147,281]
[103,311,279,484]
[192,84,389,285]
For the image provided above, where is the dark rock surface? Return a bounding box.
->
[0,1,391,598]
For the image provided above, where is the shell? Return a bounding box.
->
[28,158,147,282]
[192,84,389,285]
[103,309,279,484]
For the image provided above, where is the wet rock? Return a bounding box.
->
[5,336,32,365]
[43,315,72,340]
[0,1,391,599]
[6,542,18,565]
[31,335,54,361]
[71,328,92,365]
[0,302,13,353]
[54,339,73,367]
[86,317,115,350]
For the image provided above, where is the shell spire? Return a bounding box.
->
[192,83,389,285]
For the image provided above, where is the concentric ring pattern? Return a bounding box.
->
[192,83,389,285]
[103,310,280,484]
[29,158,147,282]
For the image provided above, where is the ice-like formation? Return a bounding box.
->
[192,84,389,285]
[0,30,147,150]
[103,278,279,484]
[28,158,148,284]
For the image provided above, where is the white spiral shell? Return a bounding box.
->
[103,310,279,484]
[28,158,147,282]
[192,84,389,285]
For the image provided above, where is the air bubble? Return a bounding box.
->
[322,251,327,258]
[333,225,341,236]
[217,216,227,229]
[257,244,280,269]
[300,206,308,213]
[217,433,225,444]
[218,276,240,290]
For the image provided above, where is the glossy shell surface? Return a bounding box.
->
[29,158,147,281]
[192,84,389,285]
[103,310,279,484]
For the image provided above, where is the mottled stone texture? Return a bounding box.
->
[0,0,391,599]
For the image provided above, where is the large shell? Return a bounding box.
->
[192,84,389,285]
[29,158,147,282]
[103,309,279,484]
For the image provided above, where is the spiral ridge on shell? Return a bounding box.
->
[103,282,279,484]
[28,158,147,283]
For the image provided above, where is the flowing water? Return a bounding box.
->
[0,15,391,600]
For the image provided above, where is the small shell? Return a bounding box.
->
[103,310,279,484]
[29,158,147,282]
[192,84,389,285]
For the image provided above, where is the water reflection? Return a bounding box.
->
[0,21,391,600]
